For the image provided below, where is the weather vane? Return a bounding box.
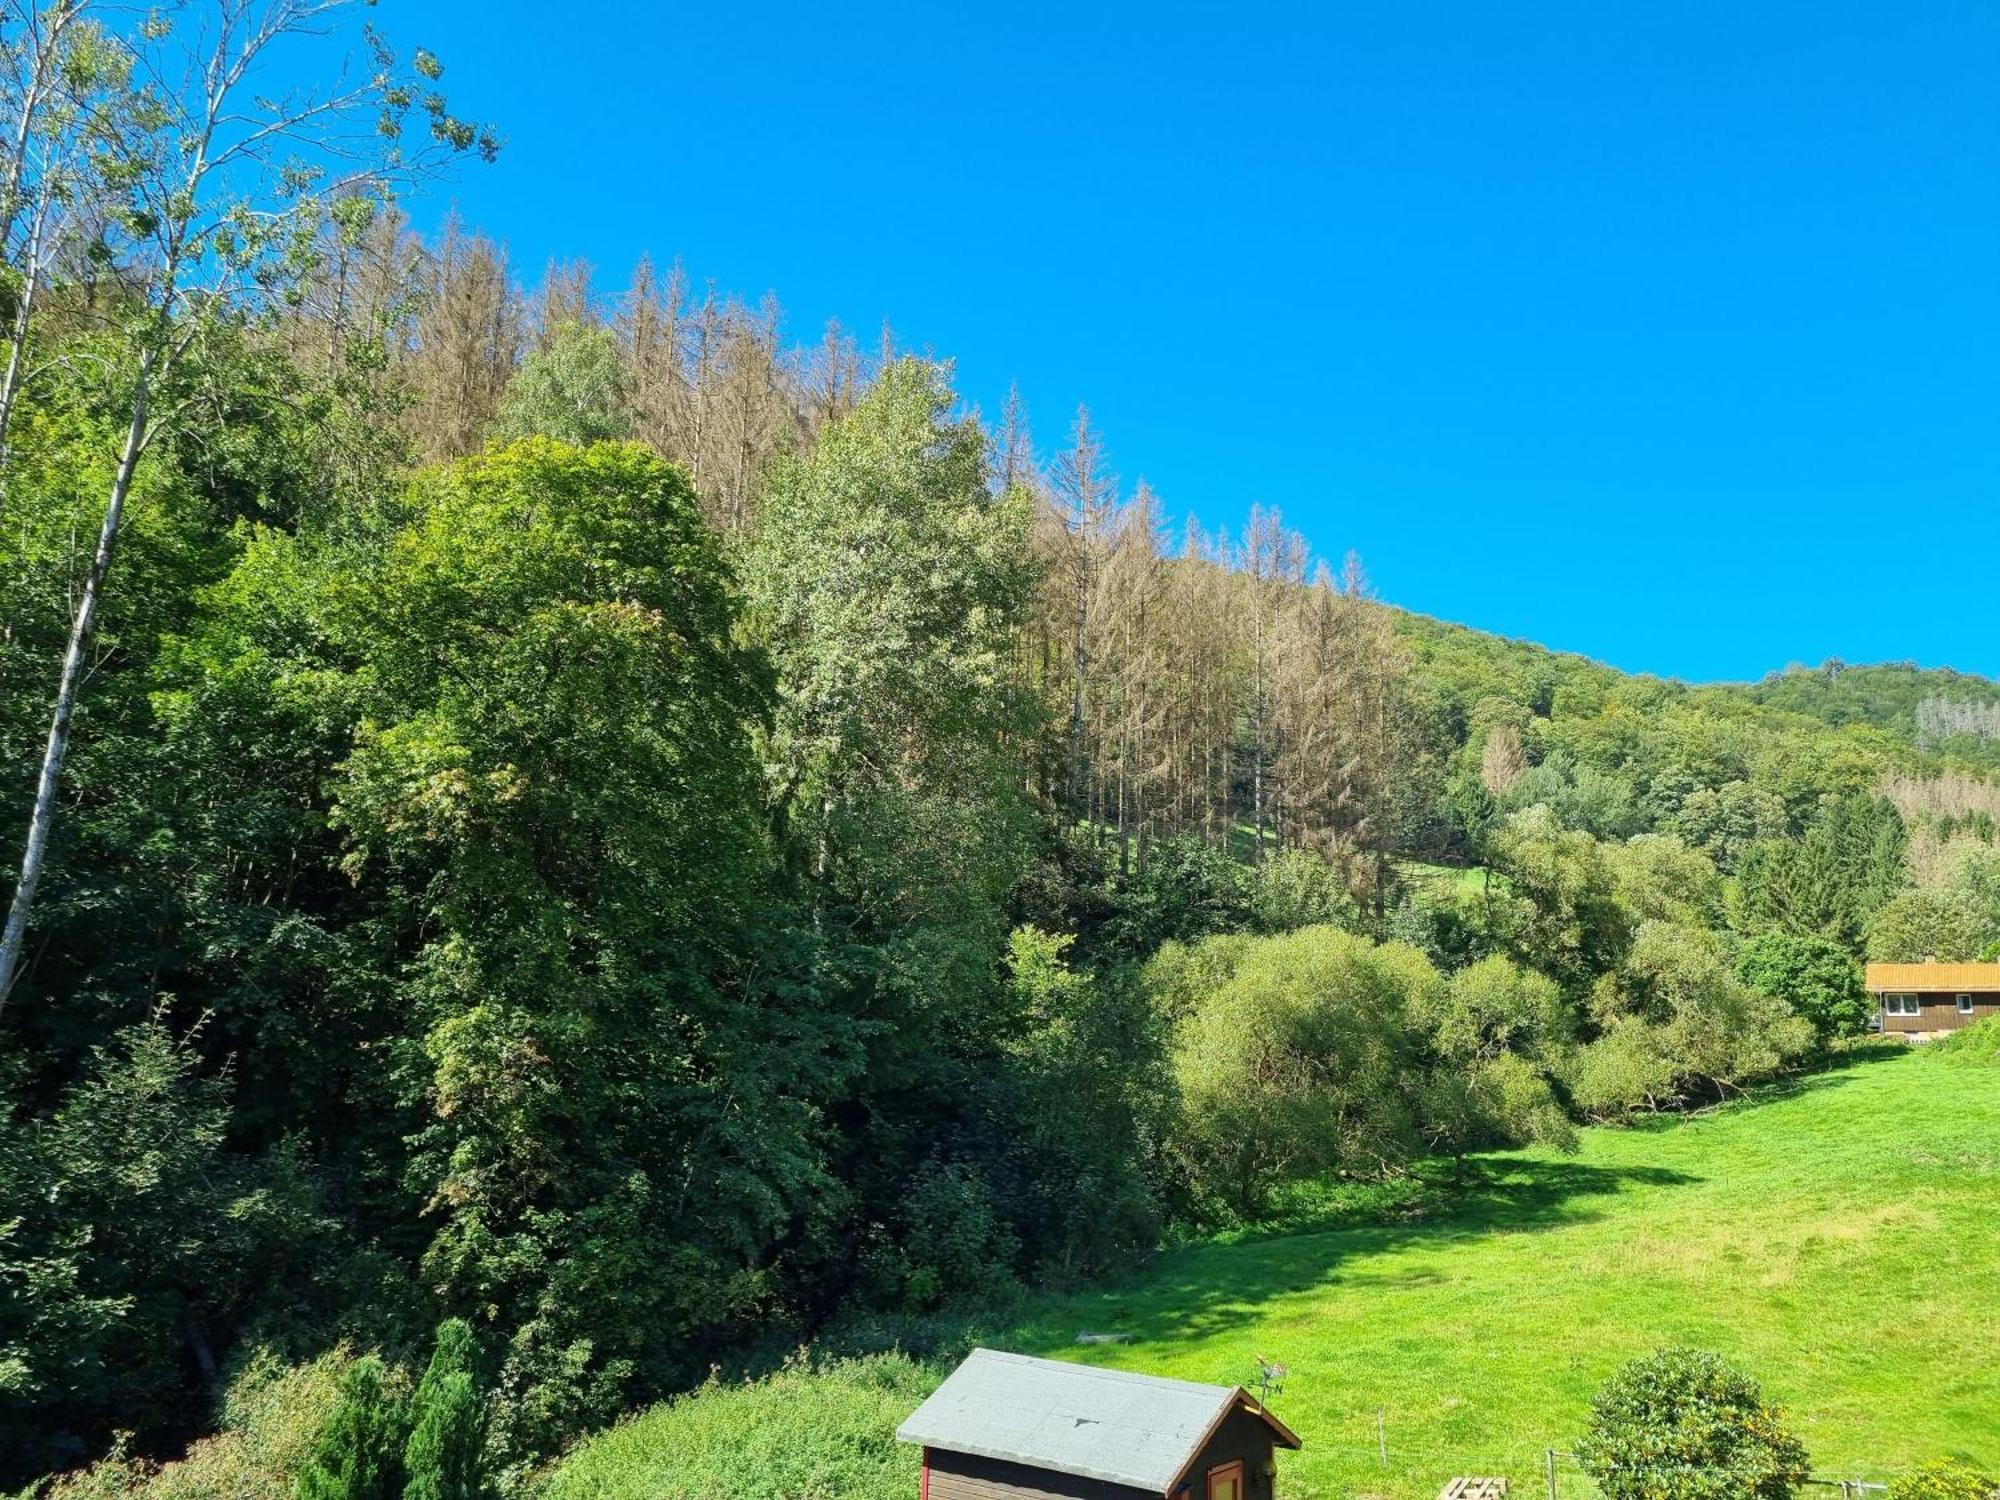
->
[1252,1353,1288,1404]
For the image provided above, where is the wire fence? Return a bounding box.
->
[1270,1413,1900,1499]
[1539,1450,1890,1500]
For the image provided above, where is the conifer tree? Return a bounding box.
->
[404,1319,487,1500]
[297,1356,405,1500]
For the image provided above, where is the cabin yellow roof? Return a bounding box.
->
[1865,961,2000,993]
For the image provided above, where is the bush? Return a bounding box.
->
[38,1350,352,1500]
[538,1352,935,1500]
[1574,1347,1809,1500]
[1890,1458,2000,1500]
[856,1161,1020,1313]
[1568,1018,1680,1121]
[1932,1015,2000,1066]
[1251,847,1355,934]
[1422,954,1571,1063]
[1000,927,1166,1280]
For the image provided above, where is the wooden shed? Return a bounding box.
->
[1866,960,2000,1038]
[897,1348,1302,1500]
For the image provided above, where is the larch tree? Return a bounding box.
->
[405,213,519,460]
[1047,404,1118,823]
[1237,505,1307,859]
[613,252,687,458]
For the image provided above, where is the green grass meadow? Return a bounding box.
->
[549,1043,2000,1498]
[1013,1045,2000,1496]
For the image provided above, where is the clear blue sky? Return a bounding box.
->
[379,0,1998,682]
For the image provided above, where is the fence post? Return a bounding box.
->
[1546,1448,1559,1500]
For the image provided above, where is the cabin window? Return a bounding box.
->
[1884,994,1921,1018]
[1207,1460,1246,1500]
[1959,994,1976,1014]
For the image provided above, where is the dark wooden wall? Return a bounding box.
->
[923,1448,1154,1500]
[1880,991,2000,1034]
[1173,1410,1281,1500]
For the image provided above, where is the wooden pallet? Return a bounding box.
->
[1438,1481,1509,1500]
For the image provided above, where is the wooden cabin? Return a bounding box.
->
[1866,960,2000,1039]
[897,1349,1301,1500]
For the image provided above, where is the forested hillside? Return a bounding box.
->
[6,4,2000,1495]
[1713,661,2000,768]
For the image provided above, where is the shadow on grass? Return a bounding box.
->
[1614,1037,1915,1136]
[1024,1155,1698,1348]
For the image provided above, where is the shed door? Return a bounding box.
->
[1207,1460,1246,1500]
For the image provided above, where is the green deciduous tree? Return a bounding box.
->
[492,320,633,445]
[1475,807,1633,995]
[745,359,1045,1291]
[307,439,847,1459]
[1735,931,1869,1042]
[0,0,495,1010]
[1163,926,1441,1215]
[1572,923,1813,1118]
[1423,954,1571,1063]
[1866,887,1994,963]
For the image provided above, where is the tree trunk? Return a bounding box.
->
[0,361,151,1013]
[0,190,51,511]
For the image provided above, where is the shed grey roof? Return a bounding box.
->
[896,1348,1298,1493]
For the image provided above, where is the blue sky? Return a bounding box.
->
[375,1,1997,682]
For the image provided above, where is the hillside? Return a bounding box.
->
[1393,609,2000,770]
[1715,663,2000,770]
[550,1044,2000,1498]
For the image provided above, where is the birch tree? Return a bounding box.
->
[0,0,495,1011]
[0,0,105,511]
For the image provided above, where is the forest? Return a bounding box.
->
[5,3,2000,1495]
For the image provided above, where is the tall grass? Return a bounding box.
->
[535,1353,937,1500]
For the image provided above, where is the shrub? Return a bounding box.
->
[1421,954,1571,1063]
[1576,921,1815,1116]
[1890,1458,2000,1500]
[856,1161,1020,1312]
[538,1352,935,1500]
[1932,1015,2000,1066]
[1574,1347,1809,1500]
[1251,847,1355,934]
[1001,926,1166,1280]
[1568,1018,1680,1121]
[37,1348,351,1500]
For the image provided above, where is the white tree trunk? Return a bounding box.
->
[0,360,151,1012]
[0,192,51,507]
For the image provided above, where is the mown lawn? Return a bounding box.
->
[1007,1045,2000,1497]
[546,1044,2000,1498]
